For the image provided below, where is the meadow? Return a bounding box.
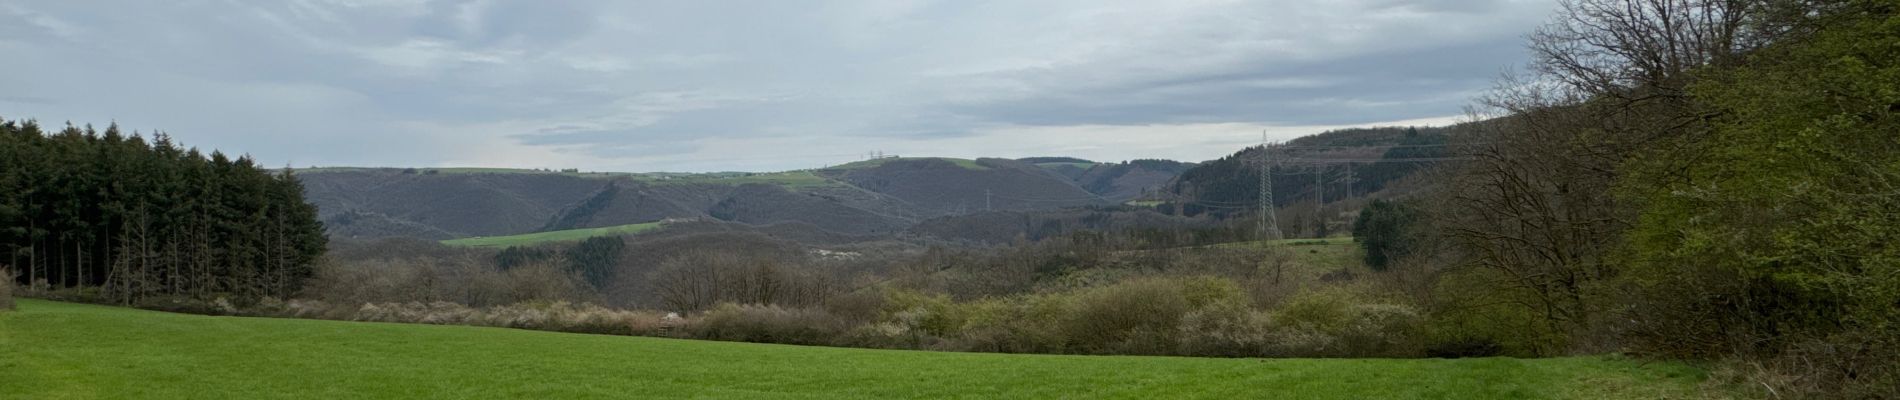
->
[829,157,991,170]
[0,300,1715,399]
[440,222,664,248]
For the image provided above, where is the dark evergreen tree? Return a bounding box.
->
[565,236,624,289]
[1352,199,1421,271]
[0,117,327,303]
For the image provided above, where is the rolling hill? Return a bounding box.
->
[301,128,1446,245]
[300,157,1120,242]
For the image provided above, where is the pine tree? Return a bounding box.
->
[1,117,327,300]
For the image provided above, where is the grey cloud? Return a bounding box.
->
[1369,0,1515,13]
[2,0,1557,171]
[943,36,1528,126]
[527,132,705,159]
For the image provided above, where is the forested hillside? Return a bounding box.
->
[303,157,1118,241]
[1166,126,1450,212]
[1016,157,1197,203]
[1069,159,1197,202]
[0,118,326,301]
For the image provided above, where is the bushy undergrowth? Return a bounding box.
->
[337,300,678,336]
[35,231,1470,360]
[69,270,1435,359]
[814,277,1428,357]
[303,258,589,307]
[684,303,850,346]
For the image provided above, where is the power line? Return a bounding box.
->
[1314,165,1323,206]
[1259,131,1282,241]
[989,194,1109,202]
[1345,163,1354,199]
[1181,202,1257,210]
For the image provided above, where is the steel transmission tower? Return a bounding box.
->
[1258,131,1282,241]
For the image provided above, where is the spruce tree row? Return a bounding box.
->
[0,117,326,303]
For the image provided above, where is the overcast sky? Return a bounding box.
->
[2,0,1556,172]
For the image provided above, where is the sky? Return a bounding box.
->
[1,0,1557,172]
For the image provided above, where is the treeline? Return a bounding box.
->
[0,118,326,303]
[1413,0,1899,397]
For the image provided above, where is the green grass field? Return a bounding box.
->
[830,157,990,170]
[0,300,1715,399]
[440,222,663,248]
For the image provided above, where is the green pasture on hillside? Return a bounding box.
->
[0,300,1716,399]
[830,157,990,170]
[439,222,663,248]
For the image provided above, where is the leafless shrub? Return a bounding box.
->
[1266,288,1424,357]
[946,295,1069,354]
[820,288,889,324]
[285,299,676,336]
[650,250,834,312]
[1709,332,1900,400]
[682,303,851,345]
[1060,278,1191,354]
[302,257,589,308]
[1176,300,1273,357]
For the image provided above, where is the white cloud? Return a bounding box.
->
[1,0,1555,172]
[357,39,517,70]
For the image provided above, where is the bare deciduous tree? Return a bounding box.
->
[1437,0,1773,353]
[651,250,834,313]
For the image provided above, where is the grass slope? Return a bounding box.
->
[831,157,990,170]
[440,222,662,248]
[0,300,1713,399]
